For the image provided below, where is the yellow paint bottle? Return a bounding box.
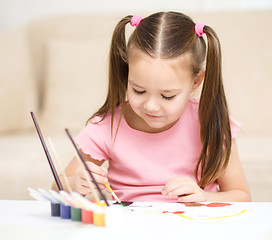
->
[93,202,106,226]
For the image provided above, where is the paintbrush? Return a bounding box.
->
[104,183,122,204]
[30,112,63,191]
[38,188,61,204]
[47,137,73,193]
[65,128,109,207]
[47,137,100,209]
[64,129,123,206]
[68,140,100,202]
[49,189,70,205]
[47,137,84,209]
[71,192,104,214]
[28,187,51,202]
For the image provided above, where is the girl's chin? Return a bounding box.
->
[144,120,172,132]
[144,118,178,132]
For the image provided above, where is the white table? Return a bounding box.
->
[0,200,272,240]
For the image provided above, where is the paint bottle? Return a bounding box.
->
[71,207,82,221]
[60,204,71,219]
[51,202,61,217]
[93,202,106,226]
[81,208,93,224]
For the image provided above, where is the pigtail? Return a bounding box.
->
[196,26,232,189]
[107,16,131,134]
[89,16,132,135]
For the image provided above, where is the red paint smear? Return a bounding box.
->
[205,202,232,207]
[163,211,185,214]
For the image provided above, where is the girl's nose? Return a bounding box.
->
[143,97,160,113]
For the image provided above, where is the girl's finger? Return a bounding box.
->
[82,169,108,185]
[161,181,179,195]
[78,178,106,194]
[166,185,194,197]
[77,184,92,195]
[86,162,107,177]
[162,177,192,195]
[78,166,108,183]
[178,193,197,203]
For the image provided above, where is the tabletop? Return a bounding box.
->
[0,200,272,240]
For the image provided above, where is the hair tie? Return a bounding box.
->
[195,22,206,37]
[130,15,143,27]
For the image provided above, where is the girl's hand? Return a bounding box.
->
[161,177,207,202]
[74,161,108,196]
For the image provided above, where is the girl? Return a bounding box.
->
[53,12,250,202]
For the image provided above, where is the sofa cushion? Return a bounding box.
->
[27,14,119,113]
[42,37,109,131]
[0,27,37,133]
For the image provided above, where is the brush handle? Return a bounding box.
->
[30,112,63,191]
[65,128,109,206]
[105,183,121,203]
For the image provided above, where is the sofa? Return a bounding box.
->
[0,10,272,201]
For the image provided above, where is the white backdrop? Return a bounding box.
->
[0,0,272,33]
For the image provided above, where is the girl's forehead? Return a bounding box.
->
[128,48,192,69]
[129,50,192,76]
[128,50,194,88]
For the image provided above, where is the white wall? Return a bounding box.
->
[1,0,272,33]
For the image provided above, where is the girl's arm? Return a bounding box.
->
[205,139,251,201]
[162,139,251,202]
[52,150,108,195]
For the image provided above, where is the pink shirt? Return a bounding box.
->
[75,99,240,202]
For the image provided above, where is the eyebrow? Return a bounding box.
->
[129,80,181,93]
[161,89,181,93]
[129,81,144,89]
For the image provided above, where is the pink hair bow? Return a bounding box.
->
[131,15,143,27]
[195,22,206,37]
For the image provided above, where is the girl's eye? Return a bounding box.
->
[133,88,146,95]
[161,94,176,100]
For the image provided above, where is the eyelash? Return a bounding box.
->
[133,89,146,95]
[162,95,175,101]
[133,88,176,101]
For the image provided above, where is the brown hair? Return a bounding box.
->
[90,12,232,189]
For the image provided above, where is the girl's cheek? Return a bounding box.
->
[128,94,142,108]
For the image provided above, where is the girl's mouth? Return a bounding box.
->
[145,113,161,119]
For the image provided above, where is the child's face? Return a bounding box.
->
[127,50,198,132]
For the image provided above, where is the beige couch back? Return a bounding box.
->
[1,10,271,135]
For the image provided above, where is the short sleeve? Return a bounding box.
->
[74,118,111,161]
[230,117,242,139]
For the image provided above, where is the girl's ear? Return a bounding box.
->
[191,70,205,92]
